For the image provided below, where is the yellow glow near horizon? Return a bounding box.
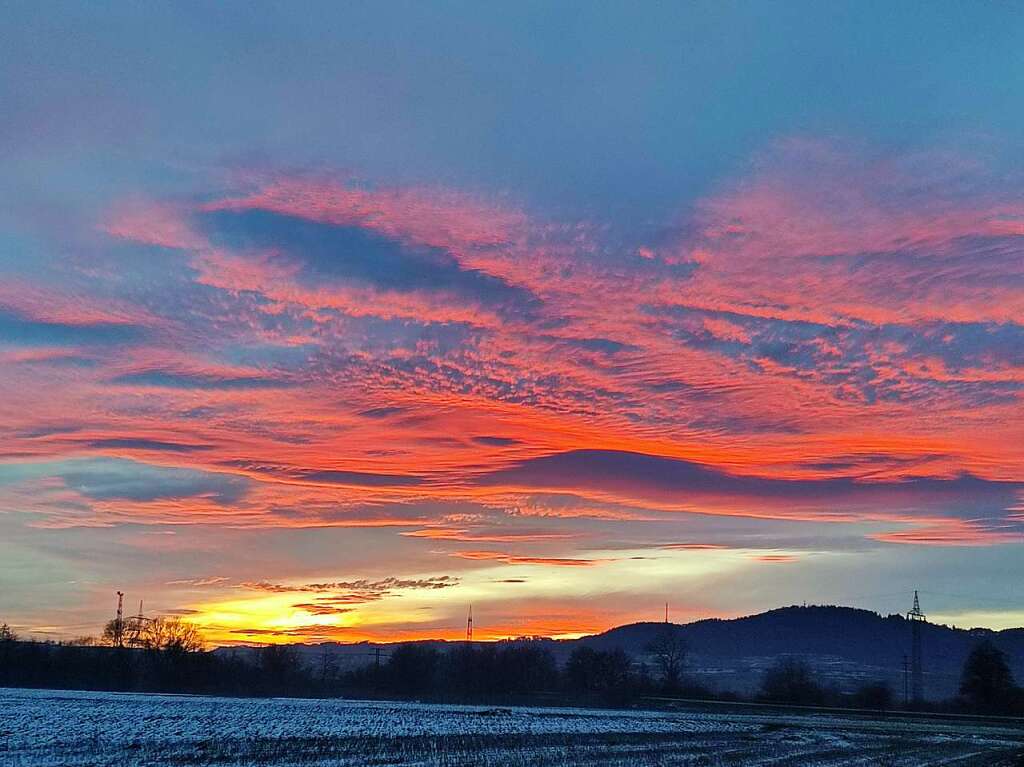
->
[181,547,796,644]
[187,590,447,644]
[928,610,1024,632]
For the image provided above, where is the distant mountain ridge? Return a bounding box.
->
[216,605,1024,700]
[578,605,1024,698]
[585,605,1024,663]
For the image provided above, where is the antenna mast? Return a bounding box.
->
[466,605,473,642]
[114,591,125,648]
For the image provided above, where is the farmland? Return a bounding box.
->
[1,688,1022,766]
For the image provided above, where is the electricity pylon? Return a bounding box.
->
[907,590,926,703]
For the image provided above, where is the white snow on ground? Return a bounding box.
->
[1,687,1022,766]
[0,688,755,747]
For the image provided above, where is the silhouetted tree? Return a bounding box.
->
[851,681,892,711]
[147,617,205,652]
[565,647,601,693]
[101,619,121,646]
[100,615,204,652]
[647,625,687,692]
[959,641,1021,715]
[494,642,558,695]
[565,647,632,703]
[0,624,17,676]
[759,658,825,705]
[258,644,301,694]
[441,644,479,698]
[434,641,558,701]
[386,644,440,697]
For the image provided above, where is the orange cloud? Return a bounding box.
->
[5,142,1023,568]
[450,550,611,567]
[400,528,575,543]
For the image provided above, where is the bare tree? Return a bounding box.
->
[760,658,825,705]
[960,640,1020,714]
[101,615,204,652]
[146,617,205,652]
[101,619,121,646]
[66,635,98,647]
[647,625,687,691]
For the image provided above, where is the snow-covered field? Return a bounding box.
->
[1,688,1021,766]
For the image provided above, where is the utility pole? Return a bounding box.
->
[902,654,909,706]
[664,602,669,624]
[907,590,926,704]
[466,605,474,642]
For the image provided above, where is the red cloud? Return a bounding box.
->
[5,142,1022,558]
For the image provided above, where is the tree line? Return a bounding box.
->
[751,641,1024,715]
[1,621,1021,715]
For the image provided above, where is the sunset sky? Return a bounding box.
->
[2,2,1023,645]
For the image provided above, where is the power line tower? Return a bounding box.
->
[907,590,926,703]
[114,591,125,648]
[123,600,152,648]
[466,605,473,642]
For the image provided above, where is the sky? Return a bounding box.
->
[1,2,1023,645]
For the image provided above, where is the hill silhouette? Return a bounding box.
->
[578,605,1024,699]
[233,605,1024,700]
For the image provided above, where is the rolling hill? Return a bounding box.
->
[217,605,1024,700]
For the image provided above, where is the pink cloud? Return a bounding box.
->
[4,141,1021,554]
